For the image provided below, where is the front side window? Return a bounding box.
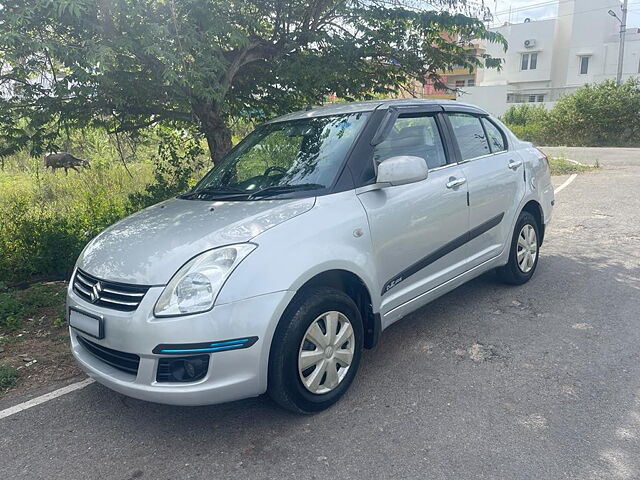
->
[580,56,590,74]
[188,112,369,200]
[521,53,529,71]
[482,119,507,153]
[448,113,490,161]
[373,114,447,170]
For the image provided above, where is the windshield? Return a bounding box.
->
[184,112,369,200]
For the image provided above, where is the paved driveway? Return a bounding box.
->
[2,150,640,479]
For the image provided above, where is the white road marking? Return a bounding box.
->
[0,377,94,420]
[554,174,577,194]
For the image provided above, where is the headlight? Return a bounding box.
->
[154,244,256,317]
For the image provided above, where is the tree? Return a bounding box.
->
[0,0,505,161]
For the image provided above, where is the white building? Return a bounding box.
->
[461,0,640,116]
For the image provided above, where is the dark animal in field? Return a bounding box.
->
[44,153,90,174]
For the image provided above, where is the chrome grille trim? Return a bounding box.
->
[98,296,139,307]
[72,268,150,312]
[102,287,145,297]
[74,283,92,297]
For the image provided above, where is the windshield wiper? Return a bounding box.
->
[178,186,249,200]
[247,183,325,200]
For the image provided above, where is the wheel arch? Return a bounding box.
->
[284,269,381,350]
[521,200,545,245]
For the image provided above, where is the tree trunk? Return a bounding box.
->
[193,103,232,163]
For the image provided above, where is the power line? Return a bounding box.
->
[491,2,637,25]
[491,0,567,17]
[492,0,640,18]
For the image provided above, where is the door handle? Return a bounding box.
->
[446,177,467,189]
[508,159,523,170]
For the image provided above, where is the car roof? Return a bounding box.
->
[267,98,489,123]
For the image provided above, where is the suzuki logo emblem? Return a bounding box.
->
[90,282,103,303]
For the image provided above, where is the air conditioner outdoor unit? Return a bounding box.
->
[524,39,537,48]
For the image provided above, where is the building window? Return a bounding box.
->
[467,79,475,87]
[521,53,538,71]
[537,94,545,102]
[579,56,589,75]
[455,80,465,88]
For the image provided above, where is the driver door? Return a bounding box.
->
[357,111,470,323]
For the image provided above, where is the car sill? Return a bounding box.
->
[383,254,501,320]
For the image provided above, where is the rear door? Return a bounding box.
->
[444,111,526,267]
[357,108,469,318]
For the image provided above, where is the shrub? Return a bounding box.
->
[502,104,549,126]
[501,104,550,145]
[546,79,640,147]
[503,79,640,147]
[0,126,209,285]
[0,163,152,284]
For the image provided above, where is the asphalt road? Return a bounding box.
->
[2,151,640,480]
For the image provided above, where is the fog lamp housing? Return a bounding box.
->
[156,355,210,383]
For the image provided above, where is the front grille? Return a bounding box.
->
[73,268,150,312]
[77,335,140,375]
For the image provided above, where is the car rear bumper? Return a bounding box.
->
[68,286,295,406]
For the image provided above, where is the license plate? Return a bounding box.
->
[69,308,104,339]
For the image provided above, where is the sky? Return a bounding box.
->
[489,0,640,28]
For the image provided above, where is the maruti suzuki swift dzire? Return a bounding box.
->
[67,99,554,413]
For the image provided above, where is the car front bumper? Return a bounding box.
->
[68,285,295,406]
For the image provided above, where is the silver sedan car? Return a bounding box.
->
[67,99,554,413]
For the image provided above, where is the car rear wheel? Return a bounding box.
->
[268,287,363,413]
[497,211,540,285]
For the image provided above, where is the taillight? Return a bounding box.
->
[535,148,550,167]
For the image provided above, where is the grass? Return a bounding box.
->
[0,282,67,331]
[0,365,18,389]
[548,156,600,176]
[0,163,155,284]
[0,281,74,397]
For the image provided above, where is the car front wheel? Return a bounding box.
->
[268,287,363,413]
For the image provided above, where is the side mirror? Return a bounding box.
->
[376,155,428,186]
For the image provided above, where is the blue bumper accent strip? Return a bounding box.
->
[152,336,258,355]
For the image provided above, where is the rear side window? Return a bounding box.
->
[373,114,447,169]
[482,118,507,153]
[448,113,490,161]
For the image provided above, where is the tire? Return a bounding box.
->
[268,287,363,414]
[497,210,541,285]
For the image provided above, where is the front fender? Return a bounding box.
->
[216,190,380,313]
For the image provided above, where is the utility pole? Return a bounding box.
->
[616,0,628,85]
